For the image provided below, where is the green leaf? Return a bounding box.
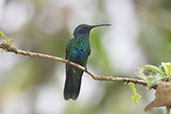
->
[135,68,147,80]
[128,82,141,105]
[139,65,162,75]
[0,30,7,38]
[146,75,161,88]
[161,62,171,77]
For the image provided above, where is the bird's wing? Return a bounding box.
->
[65,40,72,74]
[65,41,70,60]
[88,49,91,56]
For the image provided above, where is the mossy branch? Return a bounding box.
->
[0,42,147,86]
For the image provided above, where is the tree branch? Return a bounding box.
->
[0,43,147,86]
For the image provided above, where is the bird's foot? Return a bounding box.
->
[84,67,88,72]
[67,60,71,65]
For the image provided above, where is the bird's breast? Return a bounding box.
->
[68,38,90,65]
[74,48,84,56]
[70,48,85,58]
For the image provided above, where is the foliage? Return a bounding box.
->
[0,30,15,52]
[162,62,171,77]
[0,30,7,38]
[137,62,171,88]
[128,82,141,105]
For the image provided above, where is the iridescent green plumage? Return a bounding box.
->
[64,24,111,100]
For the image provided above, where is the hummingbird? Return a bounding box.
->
[64,24,111,100]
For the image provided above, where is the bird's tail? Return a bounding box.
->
[64,75,82,100]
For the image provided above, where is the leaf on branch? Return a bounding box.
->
[161,62,171,77]
[135,68,147,80]
[137,63,170,88]
[145,82,171,111]
[146,75,161,88]
[0,30,7,38]
[139,65,162,75]
[128,82,141,105]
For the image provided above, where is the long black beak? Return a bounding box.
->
[90,24,111,29]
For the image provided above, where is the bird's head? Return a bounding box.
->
[73,24,111,36]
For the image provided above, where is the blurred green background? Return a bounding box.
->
[0,0,171,114]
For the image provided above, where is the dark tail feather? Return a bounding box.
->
[64,75,82,100]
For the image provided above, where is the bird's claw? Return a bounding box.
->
[84,67,88,72]
[67,60,71,65]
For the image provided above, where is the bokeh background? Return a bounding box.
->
[0,0,171,114]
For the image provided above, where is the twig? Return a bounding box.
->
[0,43,147,86]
